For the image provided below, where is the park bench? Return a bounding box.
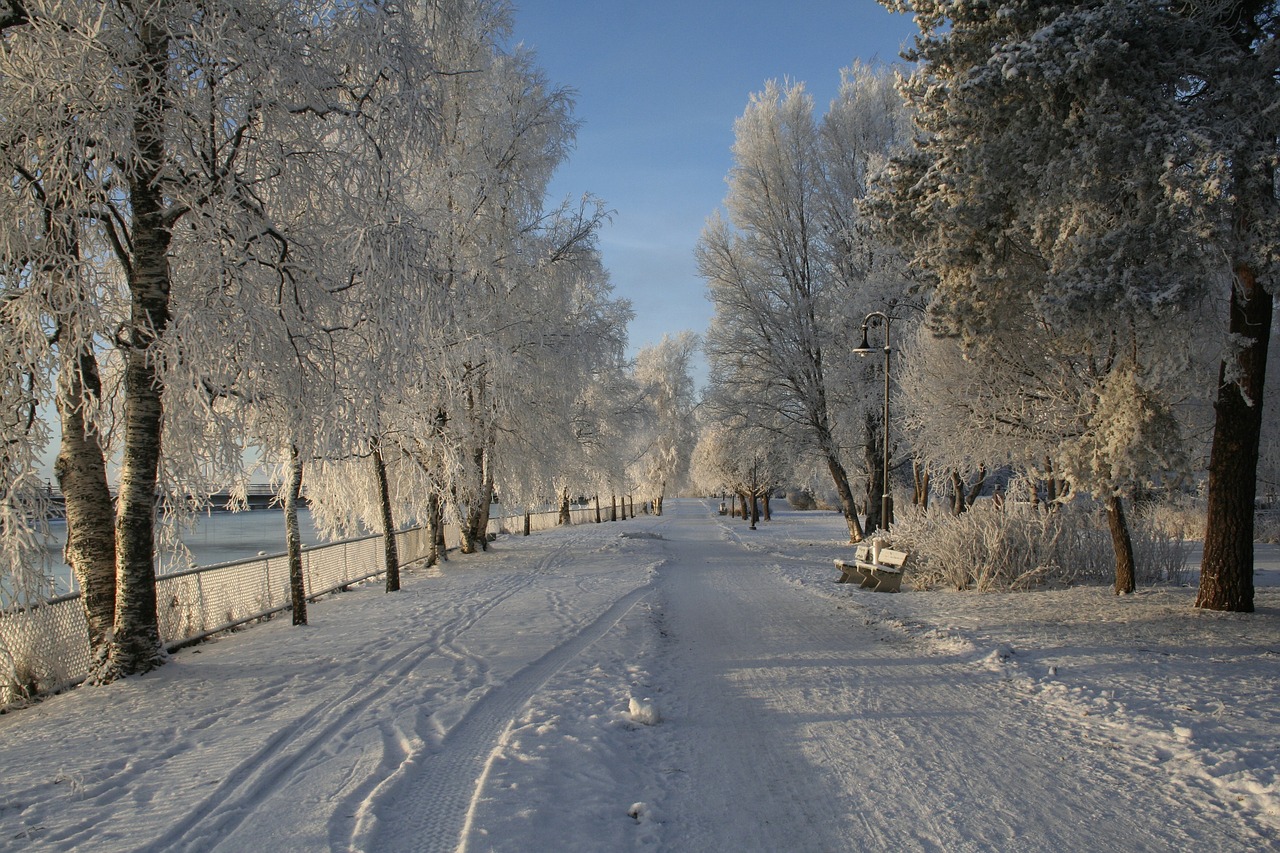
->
[834,543,908,593]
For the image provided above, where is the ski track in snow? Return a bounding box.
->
[136,543,572,853]
[85,530,661,853]
[354,580,656,853]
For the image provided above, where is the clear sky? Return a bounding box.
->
[506,0,920,366]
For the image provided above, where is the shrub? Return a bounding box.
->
[1256,511,1280,544]
[1141,493,1206,540]
[891,498,1188,591]
[785,489,817,510]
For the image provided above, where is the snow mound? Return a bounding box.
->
[628,801,655,822]
[626,696,661,725]
[980,644,1015,667]
[619,531,664,541]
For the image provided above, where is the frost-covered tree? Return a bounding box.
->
[0,0,443,676]
[897,313,1195,593]
[700,68,913,542]
[691,415,787,525]
[877,0,1277,609]
[290,2,628,560]
[629,332,699,514]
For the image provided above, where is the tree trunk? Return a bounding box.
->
[864,473,883,533]
[431,492,447,562]
[284,445,306,625]
[817,408,865,541]
[470,471,494,551]
[967,465,988,506]
[1106,493,1136,595]
[458,509,477,554]
[48,153,115,660]
[373,445,400,593]
[823,453,865,542]
[594,494,601,523]
[427,492,443,564]
[109,330,168,680]
[1197,268,1271,612]
[950,470,966,514]
[559,487,571,524]
[610,494,617,522]
[54,343,116,659]
[749,490,759,529]
[101,19,174,681]
[913,460,930,510]
[1042,457,1059,510]
[762,491,772,521]
[863,411,885,533]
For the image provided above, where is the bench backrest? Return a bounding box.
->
[877,548,909,568]
[853,544,909,568]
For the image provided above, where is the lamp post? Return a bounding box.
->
[749,455,759,530]
[853,311,892,532]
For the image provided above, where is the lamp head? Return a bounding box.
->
[853,325,872,356]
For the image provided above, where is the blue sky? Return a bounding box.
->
[507,1,920,365]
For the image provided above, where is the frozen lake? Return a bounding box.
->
[44,508,329,595]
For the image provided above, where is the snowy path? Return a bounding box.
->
[644,502,1263,850]
[1,500,1275,852]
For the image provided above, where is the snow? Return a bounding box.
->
[2,500,1277,852]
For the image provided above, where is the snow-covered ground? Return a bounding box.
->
[2,499,1277,852]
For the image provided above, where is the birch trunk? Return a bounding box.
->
[47,184,115,658]
[471,472,494,551]
[966,465,988,506]
[284,446,306,625]
[54,345,116,658]
[824,452,864,542]
[102,17,173,680]
[374,446,400,593]
[432,492,447,562]
[462,446,491,552]
[426,492,442,565]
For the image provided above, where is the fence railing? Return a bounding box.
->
[0,503,629,704]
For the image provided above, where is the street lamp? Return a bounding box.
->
[853,311,892,532]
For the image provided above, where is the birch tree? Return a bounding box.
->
[0,0,443,678]
[700,68,913,542]
[298,2,627,560]
[629,332,699,514]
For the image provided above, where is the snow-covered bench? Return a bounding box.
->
[834,544,908,593]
